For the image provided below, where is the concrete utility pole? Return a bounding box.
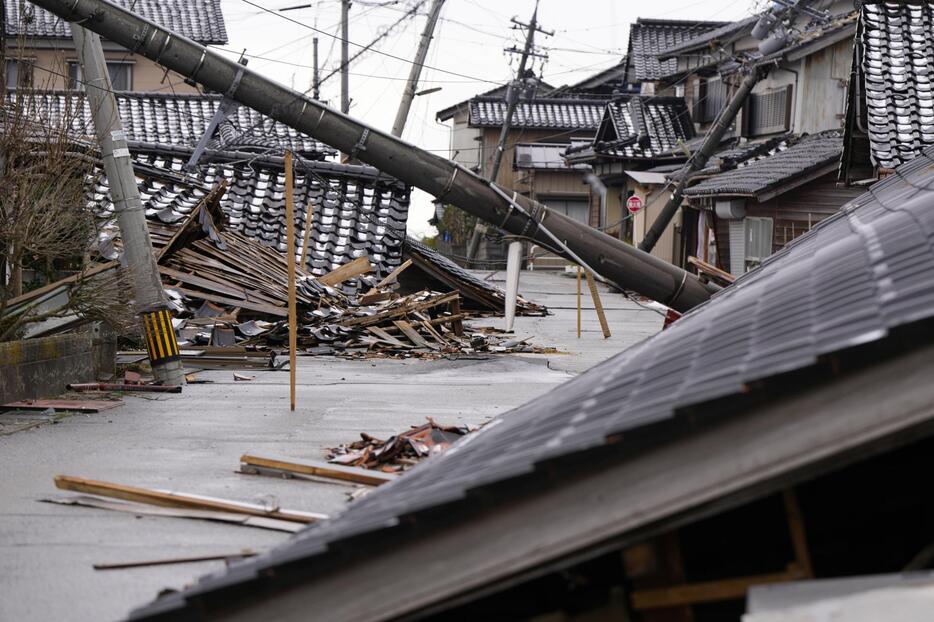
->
[638,67,762,253]
[72,25,185,386]
[312,36,320,100]
[391,0,445,137]
[466,2,552,266]
[33,0,716,312]
[341,0,350,114]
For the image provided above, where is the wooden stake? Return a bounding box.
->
[576,265,582,339]
[584,271,611,338]
[285,151,298,412]
[299,200,315,269]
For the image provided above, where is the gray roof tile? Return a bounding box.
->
[467,97,605,130]
[626,19,730,81]
[3,0,228,44]
[683,131,843,198]
[860,1,934,169]
[129,143,934,621]
[10,91,333,157]
[91,153,409,281]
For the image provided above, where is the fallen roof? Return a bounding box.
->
[401,238,547,316]
[565,96,695,162]
[130,142,934,621]
[91,151,410,281]
[626,18,730,81]
[466,97,605,130]
[10,91,333,158]
[3,0,228,44]
[855,1,934,170]
[683,131,843,200]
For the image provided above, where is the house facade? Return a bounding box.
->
[3,0,226,92]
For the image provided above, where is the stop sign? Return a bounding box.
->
[627,195,644,214]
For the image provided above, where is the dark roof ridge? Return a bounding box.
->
[634,17,732,27]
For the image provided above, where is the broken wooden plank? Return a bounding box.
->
[393,320,433,349]
[365,326,411,349]
[93,550,256,570]
[2,399,123,413]
[240,454,397,486]
[53,475,325,524]
[317,256,372,287]
[174,288,288,317]
[341,291,460,327]
[373,258,413,289]
[39,495,302,532]
[688,255,736,284]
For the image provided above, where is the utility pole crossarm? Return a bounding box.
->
[31,0,715,313]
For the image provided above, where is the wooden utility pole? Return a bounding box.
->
[285,151,298,412]
[72,25,184,386]
[391,0,445,137]
[466,1,552,266]
[341,0,350,114]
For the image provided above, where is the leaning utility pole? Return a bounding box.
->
[466,1,552,265]
[34,0,715,312]
[391,0,445,137]
[638,66,761,253]
[72,26,185,386]
[341,0,350,114]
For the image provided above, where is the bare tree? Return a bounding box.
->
[0,37,134,340]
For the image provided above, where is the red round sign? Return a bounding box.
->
[627,195,644,214]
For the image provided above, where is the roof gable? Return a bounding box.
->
[626,18,731,81]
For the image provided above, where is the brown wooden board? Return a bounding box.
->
[240,455,397,486]
[2,400,123,413]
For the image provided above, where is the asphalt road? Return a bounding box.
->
[0,270,662,621]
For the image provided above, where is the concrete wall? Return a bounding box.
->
[0,327,116,404]
[8,46,199,93]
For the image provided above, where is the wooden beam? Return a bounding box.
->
[240,454,397,486]
[53,475,325,523]
[374,258,413,289]
[585,271,611,338]
[688,255,736,285]
[285,151,298,412]
[631,569,802,610]
[318,256,372,287]
[783,488,813,578]
[299,200,316,269]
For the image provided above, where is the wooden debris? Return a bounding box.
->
[67,383,181,393]
[2,399,123,413]
[93,550,257,570]
[317,256,372,287]
[53,475,326,524]
[233,373,255,382]
[40,495,302,532]
[240,454,397,486]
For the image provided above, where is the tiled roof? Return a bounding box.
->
[656,15,758,59]
[859,1,934,169]
[10,91,333,157]
[3,0,228,44]
[665,134,790,181]
[130,144,934,621]
[436,77,555,122]
[467,97,605,130]
[567,96,695,161]
[626,18,730,81]
[546,60,628,97]
[90,153,409,280]
[684,131,842,199]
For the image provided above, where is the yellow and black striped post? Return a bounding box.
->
[141,308,180,364]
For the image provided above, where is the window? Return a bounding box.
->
[543,197,590,225]
[67,61,133,91]
[5,59,34,88]
[745,86,792,136]
[695,77,726,123]
[728,216,773,275]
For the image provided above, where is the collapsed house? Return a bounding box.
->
[126,141,934,621]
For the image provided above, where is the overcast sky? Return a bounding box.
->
[216,0,756,237]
